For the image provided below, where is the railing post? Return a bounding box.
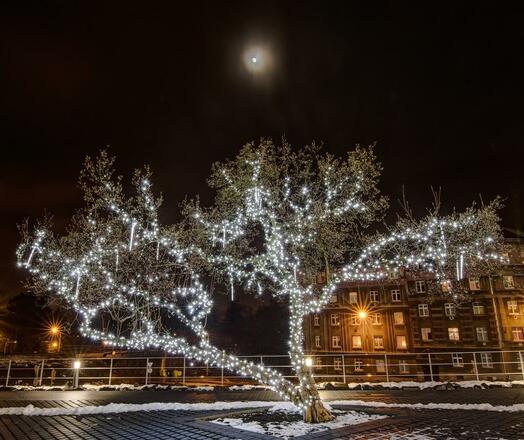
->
[519,352,524,381]
[342,355,346,384]
[473,353,480,381]
[108,358,113,385]
[182,356,186,385]
[384,354,389,382]
[428,353,434,382]
[5,360,11,386]
[38,359,45,386]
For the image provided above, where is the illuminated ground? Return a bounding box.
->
[0,389,522,439]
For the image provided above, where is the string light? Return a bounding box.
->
[16,147,503,420]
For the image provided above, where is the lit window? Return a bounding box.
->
[503,276,515,289]
[371,313,381,325]
[399,360,409,373]
[396,335,407,349]
[448,327,460,341]
[480,353,493,368]
[508,300,520,315]
[332,336,341,348]
[330,314,340,326]
[418,304,430,317]
[315,357,323,368]
[512,327,524,341]
[452,353,464,367]
[376,360,385,373]
[391,289,401,302]
[354,359,363,371]
[373,336,384,349]
[421,327,432,341]
[472,303,485,315]
[350,315,361,326]
[334,358,342,371]
[444,303,456,318]
[394,311,404,325]
[441,280,451,293]
[313,314,320,326]
[415,280,426,293]
[476,327,489,342]
[369,290,379,304]
[315,335,321,348]
[349,292,358,304]
[469,277,481,291]
[352,335,362,349]
[329,293,338,304]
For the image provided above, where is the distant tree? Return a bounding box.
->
[17,141,503,422]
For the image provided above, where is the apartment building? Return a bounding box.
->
[304,239,524,381]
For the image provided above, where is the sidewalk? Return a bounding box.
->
[0,389,522,439]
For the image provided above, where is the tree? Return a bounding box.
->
[17,141,503,422]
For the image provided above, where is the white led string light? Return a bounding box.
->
[17,147,503,421]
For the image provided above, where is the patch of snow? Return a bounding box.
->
[212,410,386,439]
[317,380,524,390]
[3,397,524,417]
[0,400,278,417]
[330,399,524,412]
[228,384,273,391]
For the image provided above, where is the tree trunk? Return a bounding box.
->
[300,369,335,423]
[304,397,335,423]
[287,288,334,423]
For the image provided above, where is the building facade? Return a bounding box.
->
[304,239,524,382]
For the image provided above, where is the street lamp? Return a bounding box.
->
[305,357,313,368]
[50,325,60,335]
[46,322,62,352]
[73,360,81,388]
[358,309,368,320]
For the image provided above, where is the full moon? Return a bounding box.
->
[243,45,273,75]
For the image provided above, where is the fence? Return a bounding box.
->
[1,350,523,387]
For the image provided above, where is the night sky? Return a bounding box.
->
[1,2,524,307]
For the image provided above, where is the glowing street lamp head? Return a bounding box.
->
[304,357,313,367]
[50,325,60,335]
[358,309,368,320]
[73,360,81,369]
[251,56,258,64]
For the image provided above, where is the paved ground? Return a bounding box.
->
[0,389,522,439]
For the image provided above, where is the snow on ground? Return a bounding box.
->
[331,399,524,412]
[212,409,386,439]
[4,380,523,392]
[6,384,229,392]
[0,400,280,416]
[1,399,524,417]
[318,380,524,390]
[227,384,272,391]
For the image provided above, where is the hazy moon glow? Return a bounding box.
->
[244,45,272,74]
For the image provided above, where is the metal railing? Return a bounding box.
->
[0,350,523,388]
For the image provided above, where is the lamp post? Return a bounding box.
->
[48,324,62,352]
[73,360,81,388]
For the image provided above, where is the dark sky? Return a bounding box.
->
[1,2,524,305]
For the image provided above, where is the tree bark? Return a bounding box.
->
[298,372,335,423]
[287,291,334,423]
